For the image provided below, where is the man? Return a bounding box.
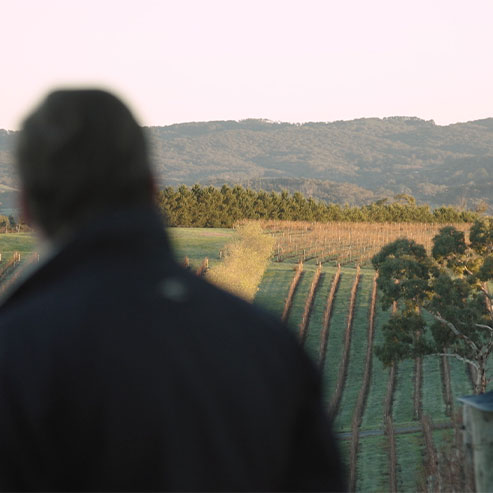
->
[0,89,344,491]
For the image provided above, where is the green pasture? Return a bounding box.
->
[303,269,336,364]
[392,359,416,426]
[432,428,455,460]
[0,233,37,258]
[167,227,236,269]
[395,432,425,492]
[338,439,351,473]
[320,270,358,406]
[449,359,473,404]
[422,356,447,420]
[254,263,296,319]
[284,266,316,335]
[334,273,373,432]
[361,305,391,430]
[355,435,389,492]
[0,228,235,267]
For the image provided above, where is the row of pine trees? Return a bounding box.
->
[157,184,479,228]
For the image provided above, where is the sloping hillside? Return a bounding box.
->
[1,116,492,211]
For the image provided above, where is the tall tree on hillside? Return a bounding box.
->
[372,218,493,393]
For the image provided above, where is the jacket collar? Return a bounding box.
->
[0,206,172,308]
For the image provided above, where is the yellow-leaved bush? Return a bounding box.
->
[206,222,274,302]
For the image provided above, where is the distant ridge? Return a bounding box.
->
[1,116,492,213]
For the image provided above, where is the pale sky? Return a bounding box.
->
[2,0,492,130]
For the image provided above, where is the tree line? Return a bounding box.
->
[157,184,480,227]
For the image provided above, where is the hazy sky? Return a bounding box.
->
[2,0,492,129]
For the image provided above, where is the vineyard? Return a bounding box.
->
[254,260,475,491]
[259,220,471,266]
[0,226,485,492]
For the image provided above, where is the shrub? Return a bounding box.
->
[206,223,274,301]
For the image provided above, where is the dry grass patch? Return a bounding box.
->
[206,223,274,302]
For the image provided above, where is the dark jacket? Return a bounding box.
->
[0,208,344,491]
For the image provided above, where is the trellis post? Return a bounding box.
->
[458,392,493,492]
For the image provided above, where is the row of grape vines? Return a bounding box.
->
[260,221,471,266]
[254,262,474,492]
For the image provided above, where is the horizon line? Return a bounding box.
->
[3,115,493,133]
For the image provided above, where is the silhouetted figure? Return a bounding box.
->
[0,90,345,491]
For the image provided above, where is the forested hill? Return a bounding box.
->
[1,116,492,212]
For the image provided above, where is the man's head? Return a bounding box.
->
[17,89,154,239]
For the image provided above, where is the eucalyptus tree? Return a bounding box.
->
[372,218,493,393]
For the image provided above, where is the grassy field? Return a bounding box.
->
[361,305,391,430]
[356,435,389,492]
[392,359,416,426]
[0,228,235,267]
[253,260,471,491]
[167,227,236,269]
[422,356,447,420]
[303,270,336,364]
[320,270,355,406]
[395,433,425,492]
[0,233,37,258]
[333,273,373,432]
[253,263,295,319]
[284,266,316,336]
